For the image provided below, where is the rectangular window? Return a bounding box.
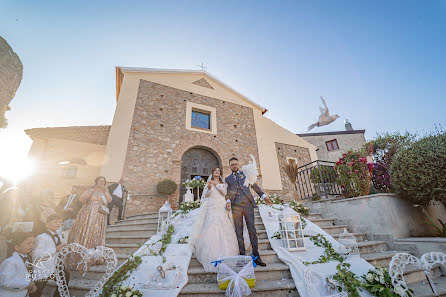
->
[325,139,339,151]
[191,109,211,130]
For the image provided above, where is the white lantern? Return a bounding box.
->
[279,204,306,251]
[338,228,360,259]
[157,201,172,233]
[184,187,194,202]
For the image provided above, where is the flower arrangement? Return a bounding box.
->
[100,257,143,297]
[182,176,206,189]
[268,193,284,204]
[110,285,142,297]
[335,150,372,198]
[288,200,310,217]
[362,267,413,297]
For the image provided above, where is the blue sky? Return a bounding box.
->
[1,0,445,160]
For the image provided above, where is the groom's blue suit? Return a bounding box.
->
[225,171,265,258]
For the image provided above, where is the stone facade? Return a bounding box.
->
[274,142,312,201]
[121,79,261,210]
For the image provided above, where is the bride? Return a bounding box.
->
[188,167,240,272]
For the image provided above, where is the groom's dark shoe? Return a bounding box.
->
[254,258,266,267]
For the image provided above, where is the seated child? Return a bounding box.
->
[0,231,37,297]
[30,214,68,297]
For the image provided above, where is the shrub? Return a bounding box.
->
[390,131,446,207]
[310,165,337,184]
[371,162,391,192]
[335,151,372,198]
[156,179,177,195]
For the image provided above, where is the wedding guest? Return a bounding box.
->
[30,214,68,297]
[107,177,127,225]
[56,186,82,221]
[32,193,57,236]
[0,231,37,297]
[67,176,112,272]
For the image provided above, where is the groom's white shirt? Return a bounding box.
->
[226,170,266,204]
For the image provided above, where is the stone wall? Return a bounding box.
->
[121,79,261,211]
[273,142,312,201]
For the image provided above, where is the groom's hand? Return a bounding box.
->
[226,201,231,211]
[264,197,273,206]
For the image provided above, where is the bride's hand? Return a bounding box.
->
[207,182,212,190]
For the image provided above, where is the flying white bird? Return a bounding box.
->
[307,96,340,131]
[242,154,259,187]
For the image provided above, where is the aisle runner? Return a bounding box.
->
[258,204,374,297]
[113,209,199,297]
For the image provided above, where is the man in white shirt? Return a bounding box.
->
[107,178,127,225]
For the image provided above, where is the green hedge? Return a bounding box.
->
[390,132,446,206]
[156,179,178,195]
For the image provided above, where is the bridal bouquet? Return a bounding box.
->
[110,285,142,297]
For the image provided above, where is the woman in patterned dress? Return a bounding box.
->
[67,176,112,272]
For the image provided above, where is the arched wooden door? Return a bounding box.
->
[180,147,220,203]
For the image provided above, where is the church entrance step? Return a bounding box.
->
[187,262,292,284]
[189,250,281,268]
[114,217,159,225]
[308,218,334,227]
[257,239,272,250]
[408,275,446,296]
[357,241,388,254]
[107,222,157,231]
[105,235,150,245]
[361,251,400,267]
[320,225,350,235]
[331,232,366,242]
[179,278,299,297]
[126,212,159,219]
[254,222,266,230]
[106,243,140,254]
[106,227,157,237]
[107,222,158,231]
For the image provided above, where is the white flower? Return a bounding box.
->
[375,276,380,282]
[121,285,126,290]
[126,292,132,297]
[111,294,117,297]
[366,273,374,282]
[379,276,385,284]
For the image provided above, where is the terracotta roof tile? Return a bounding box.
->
[25,125,111,145]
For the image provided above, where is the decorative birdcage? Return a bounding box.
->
[157,201,172,233]
[337,228,360,259]
[214,255,255,294]
[279,203,306,251]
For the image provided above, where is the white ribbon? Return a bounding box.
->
[217,261,253,297]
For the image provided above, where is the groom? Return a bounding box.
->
[225,157,273,267]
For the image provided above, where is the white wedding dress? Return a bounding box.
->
[189,183,240,272]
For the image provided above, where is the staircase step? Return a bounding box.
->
[308,218,334,227]
[187,263,292,284]
[46,278,97,297]
[404,264,443,284]
[357,241,388,254]
[126,212,159,219]
[408,275,446,297]
[361,251,399,267]
[106,227,157,237]
[113,217,159,225]
[332,232,366,242]
[254,222,266,230]
[107,222,157,230]
[258,239,272,251]
[189,250,281,267]
[106,243,140,254]
[256,230,269,240]
[105,235,150,245]
[180,278,298,297]
[307,213,323,220]
[320,225,350,235]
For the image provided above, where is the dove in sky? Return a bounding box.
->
[307,96,340,131]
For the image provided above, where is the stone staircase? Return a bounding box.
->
[43,209,445,296]
[179,208,299,297]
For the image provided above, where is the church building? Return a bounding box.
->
[25,67,317,214]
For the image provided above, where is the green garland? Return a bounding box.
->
[99,256,143,297]
[303,234,346,265]
[302,233,413,297]
[147,224,175,263]
[172,200,201,218]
